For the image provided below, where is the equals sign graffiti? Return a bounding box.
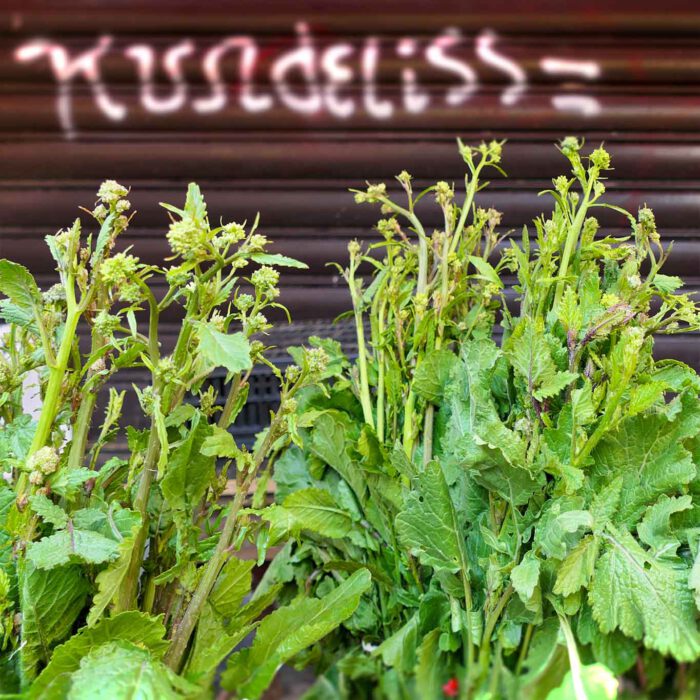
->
[540,57,602,116]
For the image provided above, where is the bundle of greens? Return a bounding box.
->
[0,183,370,698]
[266,140,700,699]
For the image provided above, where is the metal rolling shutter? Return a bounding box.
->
[1,1,698,437]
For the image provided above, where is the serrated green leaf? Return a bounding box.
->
[0,298,36,329]
[263,488,354,544]
[504,318,575,402]
[87,512,142,626]
[652,273,683,293]
[396,461,468,575]
[412,349,458,403]
[20,562,89,683]
[438,339,539,506]
[310,412,366,502]
[196,325,252,375]
[67,640,197,699]
[0,260,42,318]
[90,213,116,267]
[590,392,700,525]
[27,528,120,570]
[200,425,239,458]
[222,568,371,699]
[47,467,93,501]
[637,494,692,557]
[590,525,700,661]
[210,557,254,616]
[512,550,541,601]
[537,504,593,560]
[0,414,37,460]
[467,255,502,287]
[161,413,216,513]
[553,535,599,596]
[571,381,596,426]
[184,182,207,222]
[28,494,68,529]
[590,477,622,533]
[30,611,169,698]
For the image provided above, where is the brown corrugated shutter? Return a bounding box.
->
[0,1,697,378]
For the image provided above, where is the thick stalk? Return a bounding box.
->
[17,303,80,500]
[29,310,79,455]
[422,405,434,466]
[376,303,386,442]
[217,374,244,429]
[66,393,97,470]
[559,614,587,700]
[114,425,160,611]
[552,178,593,311]
[477,585,514,678]
[164,486,246,670]
[352,293,374,429]
[402,390,416,457]
[66,328,107,471]
[165,416,281,670]
[451,163,483,255]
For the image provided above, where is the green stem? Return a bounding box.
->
[451,170,480,254]
[18,298,80,502]
[217,373,244,429]
[165,486,246,670]
[516,623,534,676]
[559,614,587,700]
[115,425,160,611]
[574,383,625,467]
[66,327,107,471]
[552,178,593,312]
[422,405,434,466]
[402,390,416,457]
[350,276,374,428]
[165,415,281,671]
[29,310,79,454]
[478,585,514,679]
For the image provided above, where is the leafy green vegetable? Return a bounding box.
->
[0,182,352,698]
[222,568,371,698]
[270,139,700,699]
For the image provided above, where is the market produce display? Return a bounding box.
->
[0,139,698,699]
[267,140,700,699]
[0,184,369,698]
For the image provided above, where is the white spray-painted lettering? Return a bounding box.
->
[14,26,603,138]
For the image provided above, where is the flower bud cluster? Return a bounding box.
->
[26,446,60,487]
[100,253,140,287]
[354,183,387,204]
[251,266,280,298]
[97,180,129,206]
[590,146,611,171]
[93,310,121,336]
[167,217,211,261]
[215,222,246,249]
[303,347,329,376]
